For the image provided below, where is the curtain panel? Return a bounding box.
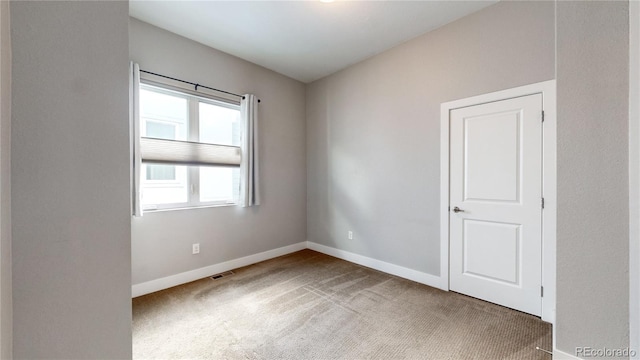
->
[239,94,260,207]
[130,62,143,217]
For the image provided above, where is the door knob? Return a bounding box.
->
[452,206,464,213]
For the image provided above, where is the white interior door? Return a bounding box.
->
[449,94,542,316]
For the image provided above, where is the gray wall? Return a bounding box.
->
[0,0,10,358]
[130,19,307,285]
[630,0,640,354]
[11,2,131,358]
[556,1,630,353]
[306,1,554,275]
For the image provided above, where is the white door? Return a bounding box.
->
[449,94,543,316]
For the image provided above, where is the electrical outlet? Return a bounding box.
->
[348,231,353,240]
[192,243,200,254]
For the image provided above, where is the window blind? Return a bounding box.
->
[140,137,241,167]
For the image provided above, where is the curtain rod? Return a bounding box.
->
[140,69,261,103]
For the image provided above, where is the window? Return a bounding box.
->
[139,83,241,210]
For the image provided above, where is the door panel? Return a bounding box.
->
[463,220,520,285]
[464,111,521,202]
[449,94,542,316]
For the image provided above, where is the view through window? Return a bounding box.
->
[140,84,241,209]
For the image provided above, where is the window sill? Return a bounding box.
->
[142,202,237,213]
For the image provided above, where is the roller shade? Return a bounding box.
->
[141,137,241,167]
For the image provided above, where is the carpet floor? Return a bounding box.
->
[133,249,552,359]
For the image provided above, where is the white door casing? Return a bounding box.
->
[449,94,542,316]
[439,80,557,324]
[440,80,556,326]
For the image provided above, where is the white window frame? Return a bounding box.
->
[139,81,241,211]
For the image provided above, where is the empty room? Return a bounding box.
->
[1,0,639,359]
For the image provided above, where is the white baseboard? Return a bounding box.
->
[553,348,581,360]
[306,241,445,290]
[132,242,307,297]
[133,241,445,298]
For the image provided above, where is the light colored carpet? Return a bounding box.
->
[133,249,551,359]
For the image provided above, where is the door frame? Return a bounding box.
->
[439,80,556,325]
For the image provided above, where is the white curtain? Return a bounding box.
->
[130,62,143,217]
[239,94,260,207]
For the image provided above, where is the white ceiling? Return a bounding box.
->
[129,1,498,83]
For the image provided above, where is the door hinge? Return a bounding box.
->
[541,197,545,209]
[542,111,545,123]
[541,286,544,297]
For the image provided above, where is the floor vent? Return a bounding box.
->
[210,271,234,280]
